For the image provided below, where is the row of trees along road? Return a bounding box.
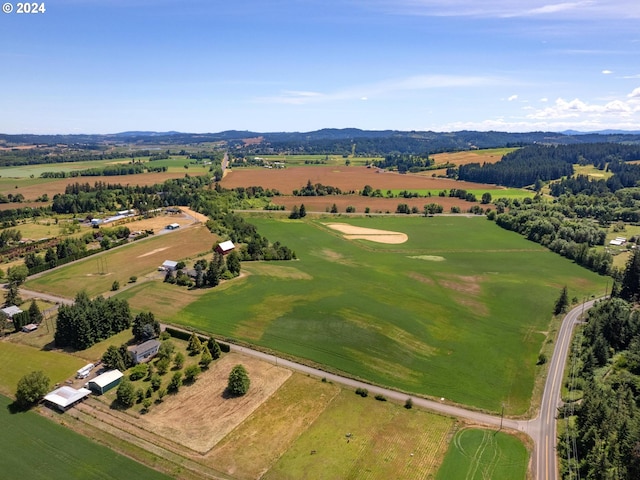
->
[559,249,640,479]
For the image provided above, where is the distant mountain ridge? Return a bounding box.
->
[2,129,640,155]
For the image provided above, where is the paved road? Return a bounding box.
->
[533,298,597,480]
[23,286,598,480]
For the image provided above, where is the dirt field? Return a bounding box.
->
[141,353,292,453]
[325,222,408,244]
[221,166,503,195]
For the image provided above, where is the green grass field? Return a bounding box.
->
[0,341,84,396]
[25,225,216,297]
[251,154,377,167]
[264,389,456,480]
[388,188,533,199]
[0,394,170,480]
[436,428,528,480]
[163,215,607,414]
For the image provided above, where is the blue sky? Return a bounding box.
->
[1,0,639,134]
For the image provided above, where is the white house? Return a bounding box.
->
[128,339,161,364]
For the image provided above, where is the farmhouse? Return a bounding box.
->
[166,223,180,230]
[44,386,92,412]
[128,339,161,364]
[161,260,178,271]
[1,305,23,319]
[216,240,235,255]
[88,370,123,395]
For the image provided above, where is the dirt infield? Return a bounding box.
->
[141,353,291,453]
[221,165,502,195]
[325,222,408,244]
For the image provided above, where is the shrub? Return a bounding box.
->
[129,276,137,283]
[184,364,201,384]
[111,280,120,291]
[374,394,387,402]
[405,398,413,409]
[116,378,135,408]
[355,387,368,398]
[128,363,149,381]
[168,371,182,393]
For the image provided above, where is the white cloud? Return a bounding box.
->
[507,94,518,101]
[602,70,613,74]
[628,87,640,98]
[256,74,507,105]
[371,0,640,19]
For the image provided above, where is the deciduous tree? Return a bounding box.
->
[15,370,50,409]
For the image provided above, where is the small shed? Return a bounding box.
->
[44,386,92,412]
[21,323,38,333]
[166,223,180,230]
[216,240,235,255]
[162,260,178,271]
[1,305,23,319]
[128,339,161,364]
[88,370,123,395]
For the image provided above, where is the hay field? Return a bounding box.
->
[172,215,608,413]
[25,224,217,297]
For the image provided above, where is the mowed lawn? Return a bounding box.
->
[436,428,529,480]
[171,216,608,413]
[25,224,217,298]
[0,341,84,396]
[0,395,170,480]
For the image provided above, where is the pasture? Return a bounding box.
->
[25,224,217,297]
[435,428,529,480]
[0,395,170,480]
[245,154,376,167]
[0,341,84,396]
[264,390,455,480]
[169,215,608,413]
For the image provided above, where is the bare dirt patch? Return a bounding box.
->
[137,247,169,258]
[324,222,408,244]
[408,272,436,285]
[437,275,483,296]
[141,353,291,454]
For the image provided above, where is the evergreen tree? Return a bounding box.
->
[187,333,202,355]
[200,346,213,369]
[299,203,307,218]
[554,286,570,315]
[619,249,640,302]
[227,364,250,396]
[28,300,43,324]
[207,337,222,359]
[132,311,160,341]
